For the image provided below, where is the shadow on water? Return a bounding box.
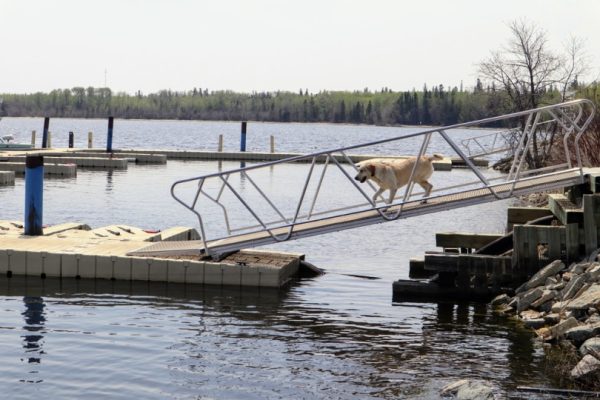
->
[0,276,555,399]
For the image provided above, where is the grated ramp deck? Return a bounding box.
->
[130,169,584,257]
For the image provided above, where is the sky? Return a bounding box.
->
[1,0,599,94]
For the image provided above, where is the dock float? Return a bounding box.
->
[0,171,15,186]
[0,221,303,288]
[111,149,458,170]
[0,162,76,177]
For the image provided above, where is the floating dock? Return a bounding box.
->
[0,221,303,288]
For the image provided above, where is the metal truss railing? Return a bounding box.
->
[171,99,596,256]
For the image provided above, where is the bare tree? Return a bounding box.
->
[479,20,588,169]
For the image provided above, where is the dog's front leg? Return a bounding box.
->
[372,188,384,205]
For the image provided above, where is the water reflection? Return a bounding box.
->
[105,169,114,193]
[21,295,46,384]
[0,277,553,398]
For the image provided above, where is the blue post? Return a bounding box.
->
[24,155,44,236]
[106,116,114,152]
[41,117,50,148]
[240,121,247,152]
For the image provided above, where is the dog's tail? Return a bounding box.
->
[427,153,444,161]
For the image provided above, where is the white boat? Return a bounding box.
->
[0,110,33,150]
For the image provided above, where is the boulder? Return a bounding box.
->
[569,262,590,275]
[516,260,564,294]
[516,287,544,313]
[523,318,546,329]
[570,354,600,379]
[490,294,510,307]
[580,337,600,356]
[549,317,580,341]
[440,379,496,399]
[545,276,558,286]
[551,301,569,313]
[544,313,561,325]
[530,290,558,309]
[561,275,586,301]
[565,321,600,344]
[584,263,600,282]
[566,284,600,311]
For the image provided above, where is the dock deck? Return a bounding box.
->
[0,221,302,288]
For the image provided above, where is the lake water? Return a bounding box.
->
[0,118,558,399]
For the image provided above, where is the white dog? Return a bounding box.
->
[354,154,443,204]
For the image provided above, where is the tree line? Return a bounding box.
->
[0,82,567,127]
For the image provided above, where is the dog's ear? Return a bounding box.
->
[368,164,375,177]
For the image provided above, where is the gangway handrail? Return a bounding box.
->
[170,99,596,257]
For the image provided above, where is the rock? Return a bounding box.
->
[565,321,600,344]
[490,294,510,307]
[570,354,600,379]
[530,290,558,309]
[440,379,496,399]
[584,263,600,282]
[552,301,569,313]
[520,310,543,319]
[561,274,586,301]
[523,318,546,329]
[516,260,565,294]
[516,287,544,313]
[495,304,514,315]
[535,326,552,340]
[580,337,600,356]
[563,272,573,282]
[566,284,600,311]
[545,276,558,286]
[587,314,600,324]
[569,262,590,275]
[544,313,561,325]
[549,317,580,341]
[546,282,565,291]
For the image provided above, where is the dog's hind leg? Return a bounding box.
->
[387,188,398,204]
[418,181,433,204]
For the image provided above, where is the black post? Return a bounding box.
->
[106,117,114,152]
[68,131,74,148]
[240,121,247,152]
[41,117,50,148]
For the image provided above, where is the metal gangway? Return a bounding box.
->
[132,99,596,258]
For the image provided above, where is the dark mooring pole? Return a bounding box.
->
[240,121,247,152]
[24,155,44,235]
[68,131,74,148]
[41,117,50,148]
[106,116,114,152]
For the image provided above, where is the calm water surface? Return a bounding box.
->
[0,119,556,399]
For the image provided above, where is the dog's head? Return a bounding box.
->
[354,163,375,183]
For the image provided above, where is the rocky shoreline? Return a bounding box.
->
[492,255,600,383]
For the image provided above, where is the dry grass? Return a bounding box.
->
[543,341,600,392]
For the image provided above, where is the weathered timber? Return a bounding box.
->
[392,279,494,301]
[512,225,570,278]
[408,257,436,279]
[584,194,600,255]
[507,207,553,232]
[585,168,600,193]
[547,193,584,225]
[435,232,503,251]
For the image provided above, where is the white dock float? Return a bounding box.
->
[0,221,302,288]
[113,149,455,170]
[0,171,15,186]
[0,162,77,177]
[5,155,128,169]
